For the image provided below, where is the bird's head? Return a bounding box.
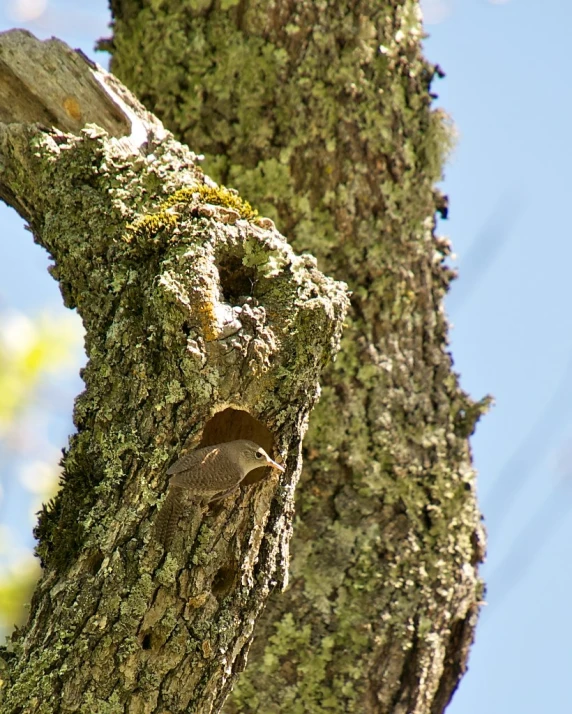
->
[231,440,285,476]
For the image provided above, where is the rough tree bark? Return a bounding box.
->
[0,30,348,713]
[107,1,490,713]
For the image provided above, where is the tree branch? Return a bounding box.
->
[0,29,348,713]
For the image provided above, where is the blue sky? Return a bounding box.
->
[423,2,572,712]
[0,1,570,711]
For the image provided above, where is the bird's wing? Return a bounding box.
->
[166,444,216,475]
[169,451,244,492]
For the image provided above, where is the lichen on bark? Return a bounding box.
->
[107,1,489,712]
[0,30,348,712]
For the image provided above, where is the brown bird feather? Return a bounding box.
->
[154,440,283,549]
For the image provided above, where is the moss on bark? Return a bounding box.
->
[0,35,347,709]
[108,1,488,712]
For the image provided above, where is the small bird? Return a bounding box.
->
[155,439,284,549]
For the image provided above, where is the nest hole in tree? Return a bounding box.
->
[212,562,238,599]
[199,408,280,485]
[217,250,258,304]
[141,632,153,650]
[85,549,104,576]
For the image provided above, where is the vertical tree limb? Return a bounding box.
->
[107,2,489,712]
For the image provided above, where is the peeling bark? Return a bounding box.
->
[0,30,347,713]
[106,1,489,713]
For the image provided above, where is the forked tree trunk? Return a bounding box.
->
[108,2,489,713]
[0,30,347,713]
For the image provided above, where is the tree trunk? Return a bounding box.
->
[107,1,489,713]
[0,30,347,713]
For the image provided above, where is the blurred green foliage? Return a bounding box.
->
[0,311,83,638]
[0,312,80,432]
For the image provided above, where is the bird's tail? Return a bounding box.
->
[155,489,183,549]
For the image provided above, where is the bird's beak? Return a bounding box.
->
[267,457,285,472]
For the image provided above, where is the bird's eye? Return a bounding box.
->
[255,451,264,460]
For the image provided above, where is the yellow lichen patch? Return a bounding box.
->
[123,183,258,245]
[123,210,179,244]
[163,184,259,221]
[189,256,221,342]
[187,592,209,609]
[194,297,218,342]
[63,96,82,122]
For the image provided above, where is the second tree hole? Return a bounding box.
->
[218,252,257,304]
